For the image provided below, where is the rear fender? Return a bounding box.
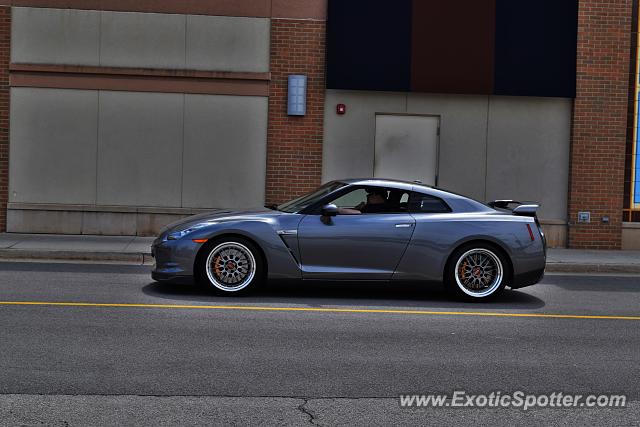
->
[393,217,539,282]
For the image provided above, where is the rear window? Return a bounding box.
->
[408,193,451,213]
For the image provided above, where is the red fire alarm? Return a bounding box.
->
[336,104,346,115]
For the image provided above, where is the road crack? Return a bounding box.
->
[297,398,321,426]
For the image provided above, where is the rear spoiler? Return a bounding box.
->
[488,200,540,218]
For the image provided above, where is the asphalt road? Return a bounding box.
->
[0,261,638,426]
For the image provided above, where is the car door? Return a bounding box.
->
[297,187,416,280]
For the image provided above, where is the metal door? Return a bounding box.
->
[374,114,440,185]
[297,213,415,280]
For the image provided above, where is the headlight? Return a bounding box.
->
[166,230,191,240]
[166,224,209,240]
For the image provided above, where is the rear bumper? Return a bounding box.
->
[510,266,545,289]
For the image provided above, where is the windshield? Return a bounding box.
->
[277,181,346,213]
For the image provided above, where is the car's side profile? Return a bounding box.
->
[151,179,546,300]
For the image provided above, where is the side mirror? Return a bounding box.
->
[321,203,338,217]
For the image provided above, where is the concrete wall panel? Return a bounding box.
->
[7,209,83,234]
[12,7,270,72]
[97,91,183,207]
[182,94,268,208]
[11,7,100,65]
[323,91,570,222]
[407,94,489,201]
[99,11,186,69]
[323,90,407,182]
[81,211,137,235]
[186,15,269,72]
[9,88,98,205]
[622,223,640,250]
[486,97,571,220]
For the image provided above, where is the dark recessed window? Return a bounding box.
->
[409,193,451,214]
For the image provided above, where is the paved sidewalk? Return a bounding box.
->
[0,233,639,273]
[546,248,640,273]
[0,233,155,264]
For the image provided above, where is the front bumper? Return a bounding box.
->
[150,237,202,283]
[151,270,195,284]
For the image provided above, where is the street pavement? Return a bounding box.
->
[0,262,638,426]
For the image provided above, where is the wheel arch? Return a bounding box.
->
[444,238,514,286]
[194,232,268,280]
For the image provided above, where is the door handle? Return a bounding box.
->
[395,223,413,228]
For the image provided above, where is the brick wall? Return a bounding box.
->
[265,19,326,205]
[568,0,634,249]
[0,7,9,232]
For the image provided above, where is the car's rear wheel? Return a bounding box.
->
[197,237,264,295]
[445,243,508,300]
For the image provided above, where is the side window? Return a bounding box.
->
[409,193,451,213]
[326,187,410,214]
[330,188,369,209]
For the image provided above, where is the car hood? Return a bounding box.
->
[159,207,279,235]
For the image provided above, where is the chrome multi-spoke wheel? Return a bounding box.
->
[202,240,260,293]
[447,245,508,299]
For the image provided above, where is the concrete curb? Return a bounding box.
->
[545,263,640,274]
[0,249,153,265]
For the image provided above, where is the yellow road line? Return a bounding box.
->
[0,300,638,320]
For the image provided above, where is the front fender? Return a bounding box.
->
[190,220,302,280]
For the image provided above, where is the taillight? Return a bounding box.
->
[526,224,535,241]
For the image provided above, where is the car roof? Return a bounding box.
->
[337,178,455,197]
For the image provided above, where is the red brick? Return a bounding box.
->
[0,7,8,232]
[265,19,326,204]
[568,0,632,249]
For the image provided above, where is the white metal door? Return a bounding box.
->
[374,115,439,185]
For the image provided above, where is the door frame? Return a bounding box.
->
[373,112,442,187]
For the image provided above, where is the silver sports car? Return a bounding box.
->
[151,178,546,300]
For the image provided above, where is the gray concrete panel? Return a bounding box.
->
[622,223,640,250]
[96,91,183,207]
[11,7,100,65]
[81,212,137,236]
[186,16,270,72]
[407,94,490,201]
[9,88,99,205]
[182,94,267,209]
[136,213,188,237]
[323,90,407,182]
[7,209,83,234]
[99,11,186,69]
[486,97,571,221]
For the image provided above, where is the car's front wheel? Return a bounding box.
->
[197,237,264,295]
[445,243,509,300]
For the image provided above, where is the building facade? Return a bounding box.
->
[0,0,637,249]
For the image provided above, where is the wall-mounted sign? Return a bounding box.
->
[578,211,591,223]
[287,75,307,116]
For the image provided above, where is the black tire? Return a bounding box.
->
[444,242,510,301]
[195,237,265,296]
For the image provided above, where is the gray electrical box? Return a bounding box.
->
[287,75,307,116]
